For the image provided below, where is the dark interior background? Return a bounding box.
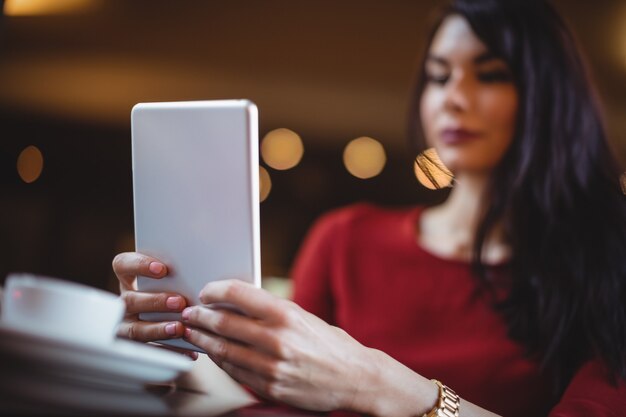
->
[1,0,625,292]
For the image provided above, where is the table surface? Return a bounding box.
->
[0,355,330,417]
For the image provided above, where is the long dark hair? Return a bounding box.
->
[408,0,626,397]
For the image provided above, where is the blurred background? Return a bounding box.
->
[1,0,625,294]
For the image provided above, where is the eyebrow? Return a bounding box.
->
[425,52,501,66]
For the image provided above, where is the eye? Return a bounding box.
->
[426,73,450,85]
[477,70,513,83]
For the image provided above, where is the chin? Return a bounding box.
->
[436,153,461,172]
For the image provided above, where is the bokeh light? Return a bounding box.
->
[17,145,44,184]
[414,147,454,190]
[259,166,272,202]
[3,0,101,16]
[261,128,304,171]
[343,136,386,179]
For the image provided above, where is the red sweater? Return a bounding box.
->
[291,204,626,417]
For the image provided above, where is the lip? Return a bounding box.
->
[440,128,482,145]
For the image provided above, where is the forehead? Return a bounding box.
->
[428,14,488,59]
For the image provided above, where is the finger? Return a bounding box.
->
[122,291,186,315]
[112,252,168,289]
[146,342,199,361]
[181,306,279,354]
[185,351,199,360]
[198,280,282,320]
[117,320,184,342]
[220,362,275,401]
[183,327,278,377]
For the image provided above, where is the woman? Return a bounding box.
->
[113,0,626,415]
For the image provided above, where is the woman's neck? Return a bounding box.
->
[438,173,488,230]
[419,173,510,264]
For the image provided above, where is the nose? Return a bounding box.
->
[443,71,472,113]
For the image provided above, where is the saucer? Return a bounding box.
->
[0,322,193,388]
[0,368,172,416]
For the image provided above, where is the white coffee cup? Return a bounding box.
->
[1,273,125,346]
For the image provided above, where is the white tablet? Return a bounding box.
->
[131,99,260,352]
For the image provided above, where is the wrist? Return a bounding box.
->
[354,349,438,417]
[340,347,387,414]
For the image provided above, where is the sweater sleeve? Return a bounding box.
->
[549,360,626,416]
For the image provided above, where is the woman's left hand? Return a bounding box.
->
[180,279,382,412]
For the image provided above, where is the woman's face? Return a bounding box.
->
[419,15,518,176]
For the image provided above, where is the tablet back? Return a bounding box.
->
[131,100,260,350]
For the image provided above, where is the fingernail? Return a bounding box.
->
[149,262,164,275]
[181,307,192,320]
[188,351,198,360]
[184,327,192,339]
[165,322,177,336]
[166,296,181,310]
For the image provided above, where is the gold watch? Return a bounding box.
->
[422,379,460,417]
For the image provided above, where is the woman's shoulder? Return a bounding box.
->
[299,202,424,253]
[313,202,423,231]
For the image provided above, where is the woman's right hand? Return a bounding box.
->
[112,252,188,344]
